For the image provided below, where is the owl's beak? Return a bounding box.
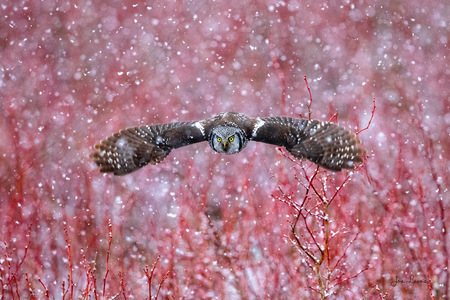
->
[223,142,227,148]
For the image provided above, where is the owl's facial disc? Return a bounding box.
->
[210,126,245,155]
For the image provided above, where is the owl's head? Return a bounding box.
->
[209,126,247,154]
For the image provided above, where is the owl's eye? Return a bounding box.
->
[228,137,234,142]
[217,137,222,142]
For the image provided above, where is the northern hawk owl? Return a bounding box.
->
[91,112,365,175]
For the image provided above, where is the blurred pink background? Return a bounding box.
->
[1,0,448,298]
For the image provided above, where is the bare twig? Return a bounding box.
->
[328,173,352,206]
[304,75,313,120]
[38,279,50,299]
[81,253,95,298]
[119,271,127,300]
[328,113,338,123]
[331,232,360,273]
[414,99,448,296]
[356,97,376,134]
[332,265,369,287]
[155,271,170,300]
[26,273,36,300]
[63,227,74,300]
[276,148,365,299]
[102,219,113,297]
[143,255,161,300]
[426,274,435,300]
[14,225,31,276]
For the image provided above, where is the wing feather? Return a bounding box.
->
[91,121,206,175]
[251,117,365,171]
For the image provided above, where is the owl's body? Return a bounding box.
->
[91,112,365,175]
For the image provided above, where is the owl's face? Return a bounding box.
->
[210,126,245,154]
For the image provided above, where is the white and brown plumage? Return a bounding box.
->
[91,112,365,175]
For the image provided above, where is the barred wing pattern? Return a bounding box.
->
[91,122,205,175]
[91,112,365,175]
[252,117,365,171]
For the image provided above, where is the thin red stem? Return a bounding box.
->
[119,272,127,300]
[143,255,161,299]
[356,97,376,134]
[102,219,113,297]
[63,227,73,300]
[155,271,170,300]
[38,279,50,299]
[304,75,313,120]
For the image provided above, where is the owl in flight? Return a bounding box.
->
[91,112,365,175]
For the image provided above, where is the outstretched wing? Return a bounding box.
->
[250,117,365,171]
[91,121,206,175]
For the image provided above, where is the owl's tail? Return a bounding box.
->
[288,122,365,171]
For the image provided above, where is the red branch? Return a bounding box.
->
[81,253,95,298]
[327,173,352,206]
[119,271,127,300]
[332,265,369,287]
[38,279,50,299]
[328,113,338,123]
[81,254,89,297]
[156,271,170,300]
[91,265,99,300]
[304,75,313,120]
[143,255,161,300]
[275,150,365,298]
[356,97,376,134]
[414,99,448,296]
[300,166,319,208]
[102,219,113,297]
[15,225,32,276]
[426,274,435,300]
[2,225,33,299]
[331,232,360,274]
[63,227,74,300]
[26,273,36,300]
